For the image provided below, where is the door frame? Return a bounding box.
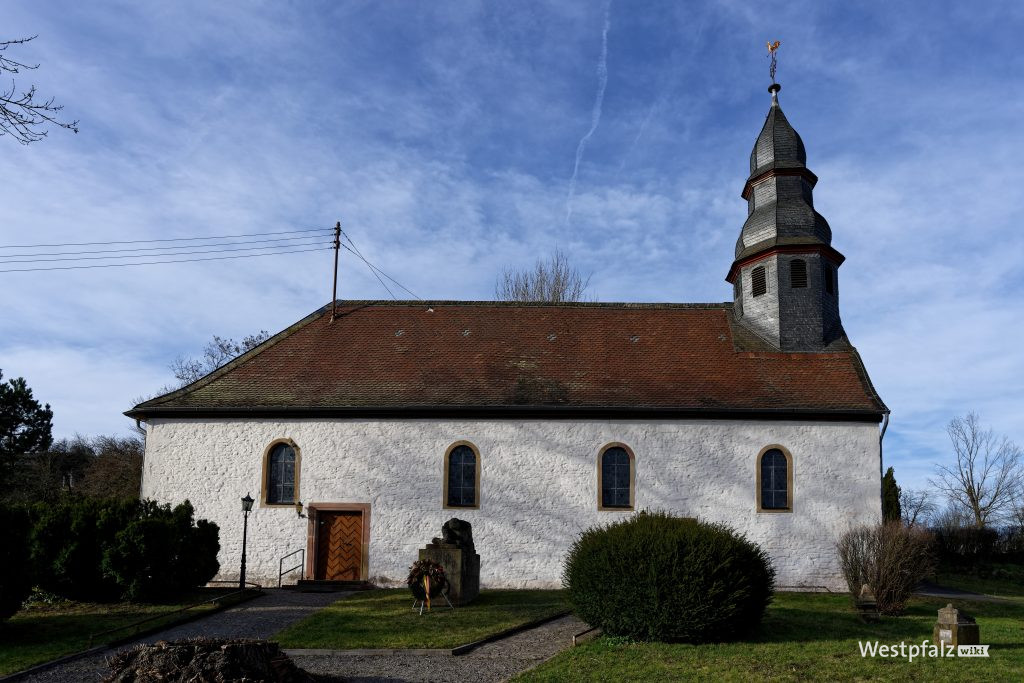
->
[305,502,371,581]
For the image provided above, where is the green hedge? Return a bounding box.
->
[31,498,219,603]
[563,511,775,642]
[0,505,33,621]
[103,500,220,601]
[32,497,138,601]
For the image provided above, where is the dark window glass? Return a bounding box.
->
[760,449,788,510]
[790,259,807,288]
[447,445,477,507]
[825,264,836,295]
[751,266,767,297]
[267,443,296,504]
[601,447,632,508]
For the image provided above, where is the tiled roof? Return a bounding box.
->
[128,301,886,419]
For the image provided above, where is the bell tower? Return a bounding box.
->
[726,82,846,351]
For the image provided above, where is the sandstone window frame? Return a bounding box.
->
[261,438,301,508]
[756,444,793,513]
[443,441,481,510]
[597,442,636,511]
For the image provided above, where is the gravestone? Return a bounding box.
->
[934,603,979,647]
[418,518,480,605]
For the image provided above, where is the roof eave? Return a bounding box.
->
[126,405,886,423]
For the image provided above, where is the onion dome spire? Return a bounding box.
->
[726,74,847,352]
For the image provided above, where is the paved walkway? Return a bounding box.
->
[17,589,346,683]
[292,614,585,683]
[915,581,1007,603]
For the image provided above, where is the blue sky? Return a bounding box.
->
[1,1,1022,492]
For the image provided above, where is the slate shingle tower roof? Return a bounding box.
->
[733,83,838,265]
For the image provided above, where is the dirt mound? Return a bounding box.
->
[103,637,323,682]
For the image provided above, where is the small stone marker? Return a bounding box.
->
[855,583,879,621]
[934,603,979,647]
[419,518,480,605]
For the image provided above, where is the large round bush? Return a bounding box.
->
[563,511,775,642]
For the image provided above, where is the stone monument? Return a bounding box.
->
[418,518,480,605]
[934,603,979,647]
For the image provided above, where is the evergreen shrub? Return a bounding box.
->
[31,498,219,602]
[31,497,138,601]
[0,504,33,621]
[103,500,220,601]
[563,511,775,642]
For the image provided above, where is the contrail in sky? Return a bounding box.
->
[565,1,612,225]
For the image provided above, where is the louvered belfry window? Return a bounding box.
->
[447,445,477,507]
[825,264,836,295]
[751,266,767,297]
[760,449,789,510]
[267,443,296,504]
[790,259,808,288]
[601,447,632,508]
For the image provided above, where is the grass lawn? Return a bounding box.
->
[274,589,568,649]
[0,588,248,676]
[515,592,1024,683]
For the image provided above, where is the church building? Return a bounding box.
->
[128,82,887,591]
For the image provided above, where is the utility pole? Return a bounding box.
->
[331,221,341,322]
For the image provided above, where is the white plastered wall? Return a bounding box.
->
[142,418,881,591]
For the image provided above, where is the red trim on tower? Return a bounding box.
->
[726,244,845,283]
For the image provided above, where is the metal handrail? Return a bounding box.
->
[278,548,305,587]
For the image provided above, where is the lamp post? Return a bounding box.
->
[240,493,254,590]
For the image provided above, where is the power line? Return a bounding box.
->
[0,245,329,273]
[0,239,331,264]
[339,242,422,300]
[2,233,332,258]
[340,230,396,299]
[0,226,332,250]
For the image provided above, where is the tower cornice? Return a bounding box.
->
[725,243,845,284]
[741,166,818,200]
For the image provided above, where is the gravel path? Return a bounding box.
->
[291,614,586,683]
[15,589,346,683]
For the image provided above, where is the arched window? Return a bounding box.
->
[444,443,480,508]
[751,266,767,297]
[790,259,807,288]
[757,447,792,512]
[599,444,635,510]
[264,441,299,505]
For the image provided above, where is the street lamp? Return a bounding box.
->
[240,493,254,590]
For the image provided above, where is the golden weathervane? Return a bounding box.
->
[767,40,781,83]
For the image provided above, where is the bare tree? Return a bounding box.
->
[929,413,1023,528]
[1,36,78,144]
[495,249,591,303]
[170,331,270,387]
[899,488,936,528]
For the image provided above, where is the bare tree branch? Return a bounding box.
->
[170,331,271,387]
[0,35,78,144]
[495,249,591,303]
[899,488,936,527]
[928,413,1023,528]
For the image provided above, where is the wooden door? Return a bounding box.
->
[315,511,363,580]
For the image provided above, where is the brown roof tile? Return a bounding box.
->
[129,301,886,419]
